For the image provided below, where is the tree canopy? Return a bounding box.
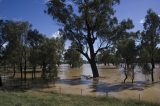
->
[45,0,134,77]
[139,9,160,82]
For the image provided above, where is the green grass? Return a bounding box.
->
[0,91,159,106]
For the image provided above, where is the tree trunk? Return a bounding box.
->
[32,68,34,80]
[31,66,36,80]
[57,63,60,67]
[89,60,99,78]
[0,76,2,86]
[20,62,23,81]
[151,58,155,83]
[131,69,134,84]
[13,64,16,78]
[88,37,99,78]
[24,52,27,82]
[33,66,36,79]
[42,62,46,79]
[124,63,128,84]
[124,71,127,84]
[24,63,27,82]
[4,61,6,72]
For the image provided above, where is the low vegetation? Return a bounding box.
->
[0,91,159,106]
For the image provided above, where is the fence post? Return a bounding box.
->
[59,87,61,94]
[106,89,108,97]
[139,94,140,101]
[81,89,82,96]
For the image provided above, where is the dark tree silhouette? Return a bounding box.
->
[28,29,44,79]
[45,0,121,77]
[140,9,160,83]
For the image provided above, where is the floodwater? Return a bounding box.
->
[41,64,160,103]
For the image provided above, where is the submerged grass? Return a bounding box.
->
[0,91,159,106]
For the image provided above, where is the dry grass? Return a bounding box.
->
[0,91,159,106]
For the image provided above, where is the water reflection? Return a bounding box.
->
[118,64,160,83]
[56,64,160,92]
[56,78,91,85]
[46,64,160,103]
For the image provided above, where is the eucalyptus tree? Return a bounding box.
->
[0,19,8,69]
[5,43,19,77]
[0,20,4,85]
[155,48,160,63]
[3,20,30,81]
[110,17,137,83]
[45,0,122,77]
[140,9,160,83]
[0,20,6,58]
[117,38,137,83]
[64,49,72,66]
[97,50,110,66]
[64,42,83,68]
[46,38,58,79]
[39,37,58,79]
[16,21,30,81]
[27,29,44,79]
[97,49,118,66]
[55,37,65,66]
[0,20,17,76]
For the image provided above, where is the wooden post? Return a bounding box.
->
[106,89,108,97]
[59,87,62,94]
[139,94,140,101]
[0,75,2,86]
[81,89,82,96]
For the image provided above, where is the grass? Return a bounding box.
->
[0,91,159,106]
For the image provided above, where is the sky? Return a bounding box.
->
[0,0,160,37]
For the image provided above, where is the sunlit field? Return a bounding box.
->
[0,0,160,106]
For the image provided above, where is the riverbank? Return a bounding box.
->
[0,91,159,106]
[0,64,160,104]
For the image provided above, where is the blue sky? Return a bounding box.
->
[0,0,160,37]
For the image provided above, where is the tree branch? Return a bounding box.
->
[95,42,110,56]
[76,48,90,61]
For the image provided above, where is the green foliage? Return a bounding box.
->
[139,9,160,82]
[1,20,30,68]
[46,0,122,77]
[0,19,59,80]
[64,42,83,68]
[114,18,137,65]
[39,37,58,78]
[154,48,160,63]
[115,29,137,83]
[97,50,116,65]
[117,39,137,65]
[27,29,44,67]
[140,9,160,61]
[55,37,65,66]
[0,20,6,60]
